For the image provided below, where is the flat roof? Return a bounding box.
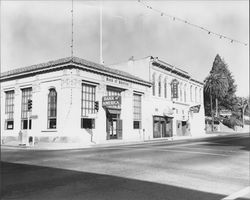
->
[0,57,151,86]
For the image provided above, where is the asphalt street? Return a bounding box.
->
[1,133,250,200]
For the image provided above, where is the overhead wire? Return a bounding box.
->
[138,0,248,46]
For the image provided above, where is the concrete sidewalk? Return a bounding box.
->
[1,132,248,151]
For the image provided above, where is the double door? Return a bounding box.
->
[153,116,173,138]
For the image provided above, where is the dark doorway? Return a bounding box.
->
[153,116,173,138]
[106,111,122,140]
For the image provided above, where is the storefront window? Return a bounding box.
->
[133,94,141,129]
[5,90,14,130]
[21,88,32,130]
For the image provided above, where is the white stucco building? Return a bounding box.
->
[1,56,205,147]
[110,56,205,139]
[1,57,152,146]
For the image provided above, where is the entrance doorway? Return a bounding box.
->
[176,120,190,136]
[153,116,173,138]
[106,111,122,140]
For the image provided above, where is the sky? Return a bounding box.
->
[1,1,249,97]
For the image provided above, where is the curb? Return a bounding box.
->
[1,132,248,151]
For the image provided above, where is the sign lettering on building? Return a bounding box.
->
[105,77,129,86]
[102,96,121,108]
[171,79,179,98]
[190,105,201,113]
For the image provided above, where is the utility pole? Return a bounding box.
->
[71,0,74,58]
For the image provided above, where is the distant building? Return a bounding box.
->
[109,56,205,138]
[1,57,151,146]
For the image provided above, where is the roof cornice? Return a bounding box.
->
[0,57,151,87]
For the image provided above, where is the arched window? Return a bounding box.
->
[184,84,187,102]
[190,85,193,102]
[48,88,57,129]
[164,78,167,98]
[158,75,161,97]
[180,83,183,102]
[152,73,156,96]
[199,88,202,103]
[195,87,197,103]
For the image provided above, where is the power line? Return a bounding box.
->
[138,0,248,46]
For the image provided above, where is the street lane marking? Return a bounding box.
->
[119,147,230,156]
[162,146,241,153]
[221,186,250,200]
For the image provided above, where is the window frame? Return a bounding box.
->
[133,93,142,129]
[158,76,161,97]
[5,90,15,130]
[21,87,32,130]
[164,78,167,98]
[47,88,57,129]
[152,73,156,96]
[81,83,96,129]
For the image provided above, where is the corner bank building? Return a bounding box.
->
[1,56,205,147]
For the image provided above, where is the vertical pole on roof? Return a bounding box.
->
[71,0,74,58]
[99,1,103,64]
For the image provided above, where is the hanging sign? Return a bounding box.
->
[102,96,121,108]
[219,110,232,116]
[190,105,201,113]
[171,79,179,98]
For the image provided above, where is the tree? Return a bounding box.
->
[204,72,229,130]
[210,54,237,112]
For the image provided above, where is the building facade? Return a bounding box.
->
[110,56,205,139]
[1,57,152,146]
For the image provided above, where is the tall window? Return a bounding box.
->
[180,83,183,102]
[21,88,32,129]
[152,73,155,96]
[81,83,96,129]
[5,90,14,130]
[190,85,193,102]
[48,88,57,129]
[158,76,161,97]
[133,94,142,129]
[199,88,202,103]
[164,78,167,98]
[184,84,187,102]
[195,87,197,102]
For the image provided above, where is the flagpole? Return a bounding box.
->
[99,1,103,64]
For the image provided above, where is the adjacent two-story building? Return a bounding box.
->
[110,56,205,139]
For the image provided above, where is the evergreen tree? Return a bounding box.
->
[211,55,237,112]
[204,54,240,129]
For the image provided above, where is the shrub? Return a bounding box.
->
[222,116,242,128]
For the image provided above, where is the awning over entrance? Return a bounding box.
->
[163,107,174,118]
[163,113,174,118]
[107,109,121,115]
